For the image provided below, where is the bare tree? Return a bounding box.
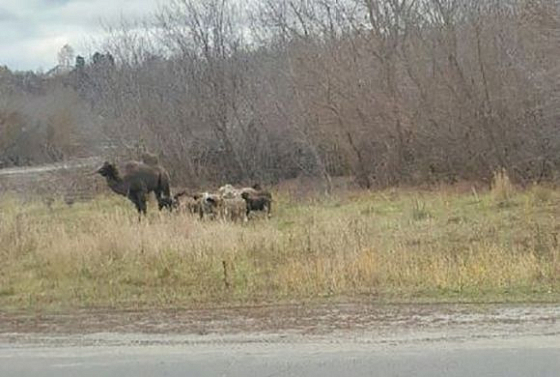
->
[57,44,75,68]
[6,0,560,189]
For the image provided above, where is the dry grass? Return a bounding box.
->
[491,168,515,204]
[1,185,560,311]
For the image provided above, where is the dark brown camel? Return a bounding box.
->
[96,161,172,219]
[139,152,173,210]
[123,160,173,211]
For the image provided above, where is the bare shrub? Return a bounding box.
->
[4,1,560,189]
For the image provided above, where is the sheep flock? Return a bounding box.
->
[172,183,272,222]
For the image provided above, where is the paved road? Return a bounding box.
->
[1,304,559,376]
[1,333,559,376]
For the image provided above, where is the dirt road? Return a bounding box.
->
[0,157,100,177]
[1,303,559,376]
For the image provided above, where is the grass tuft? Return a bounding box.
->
[411,198,431,221]
[529,183,553,204]
[491,168,515,204]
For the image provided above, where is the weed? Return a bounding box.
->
[529,183,553,204]
[411,198,431,221]
[491,168,515,204]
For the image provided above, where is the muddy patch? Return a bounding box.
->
[1,303,559,348]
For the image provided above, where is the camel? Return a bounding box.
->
[96,160,172,218]
[138,152,173,210]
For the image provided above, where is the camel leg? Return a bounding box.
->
[138,197,147,223]
[155,190,163,209]
[129,191,147,222]
[138,193,147,215]
[155,190,173,212]
[160,179,171,209]
[158,197,173,212]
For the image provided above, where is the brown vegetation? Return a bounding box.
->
[1,1,560,190]
[1,184,560,310]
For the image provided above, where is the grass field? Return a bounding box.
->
[1,178,560,311]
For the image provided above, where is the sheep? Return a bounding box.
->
[172,190,201,215]
[174,189,246,221]
[219,183,269,199]
[241,190,272,218]
[197,192,223,220]
[221,197,247,222]
[218,184,239,199]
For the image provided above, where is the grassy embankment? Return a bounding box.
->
[1,175,560,311]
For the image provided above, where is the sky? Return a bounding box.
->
[0,0,160,71]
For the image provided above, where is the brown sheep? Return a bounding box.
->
[241,190,272,218]
[175,190,244,221]
[172,190,201,215]
[217,183,271,220]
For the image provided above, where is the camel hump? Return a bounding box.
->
[141,152,159,166]
[123,161,141,174]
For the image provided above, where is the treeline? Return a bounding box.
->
[2,0,560,189]
[0,63,105,168]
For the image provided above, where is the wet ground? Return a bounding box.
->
[1,303,559,376]
[1,302,559,346]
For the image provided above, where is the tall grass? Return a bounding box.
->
[491,168,515,204]
[1,186,560,311]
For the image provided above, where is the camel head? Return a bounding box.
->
[96,161,120,179]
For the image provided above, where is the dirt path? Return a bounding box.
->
[0,157,100,177]
[1,303,559,347]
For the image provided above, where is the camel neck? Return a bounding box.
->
[106,176,128,196]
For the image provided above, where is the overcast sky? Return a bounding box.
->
[0,0,160,71]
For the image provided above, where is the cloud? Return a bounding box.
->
[0,0,159,71]
[0,7,17,22]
